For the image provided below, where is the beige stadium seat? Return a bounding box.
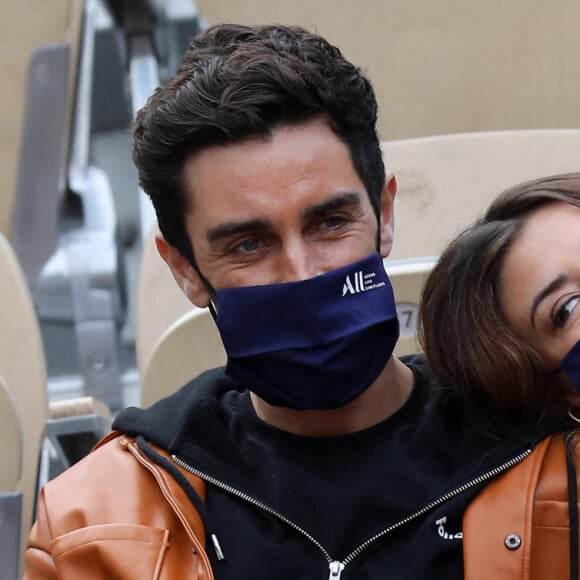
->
[0,377,24,580]
[383,129,580,261]
[136,223,196,378]
[0,378,23,495]
[197,0,580,141]
[0,233,48,575]
[0,232,112,576]
[0,0,84,238]
[140,309,226,408]
[387,258,437,358]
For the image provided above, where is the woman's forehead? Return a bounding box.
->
[499,202,580,322]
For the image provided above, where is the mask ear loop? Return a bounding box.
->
[186,254,218,322]
[209,301,217,322]
[546,365,580,424]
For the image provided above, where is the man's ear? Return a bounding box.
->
[155,235,212,308]
[378,173,397,258]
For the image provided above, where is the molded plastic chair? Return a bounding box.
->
[1,0,84,238]
[382,129,580,261]
[387,258,437,358]
[0,378,23,580]
[0,377,22,580]
[197,0,580,141]
[0,232,113,575]
[140,309,226,408]
[0,233,48,575]
[136,223,194,380]
[0,377,23,494]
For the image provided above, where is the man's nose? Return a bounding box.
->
[275,241,321,283]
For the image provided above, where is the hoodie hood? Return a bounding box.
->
[114,367,240,455]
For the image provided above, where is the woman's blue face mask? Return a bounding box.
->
[214,253,400,410]
[560,341,580,390]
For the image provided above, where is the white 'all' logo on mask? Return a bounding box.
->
[342,269,385,296]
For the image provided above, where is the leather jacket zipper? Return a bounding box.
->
[173,449,531,579]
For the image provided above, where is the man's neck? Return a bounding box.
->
[249,357,414,437]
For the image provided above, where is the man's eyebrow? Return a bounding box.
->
[301,191,363,221]
[206,218,272,244]
[205,191,363,243]
[530,274,569,328]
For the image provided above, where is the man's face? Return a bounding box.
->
[162,117,395,307]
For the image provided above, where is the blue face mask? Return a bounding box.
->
[214,253,400,410]
[560,341,580,390]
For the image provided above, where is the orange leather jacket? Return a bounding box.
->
[23,432,577,579]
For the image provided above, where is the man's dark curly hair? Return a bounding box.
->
[132,23,385,264]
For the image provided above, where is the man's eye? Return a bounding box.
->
[237,239,260,253]
[552,296,580,329]
[323,216,348,229]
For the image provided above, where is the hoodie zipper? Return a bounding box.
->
[173,449,532,579]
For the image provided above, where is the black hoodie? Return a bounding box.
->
[114,356,553,579]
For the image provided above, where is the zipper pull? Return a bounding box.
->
[211,534,225,561]
[328,560,345,580]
